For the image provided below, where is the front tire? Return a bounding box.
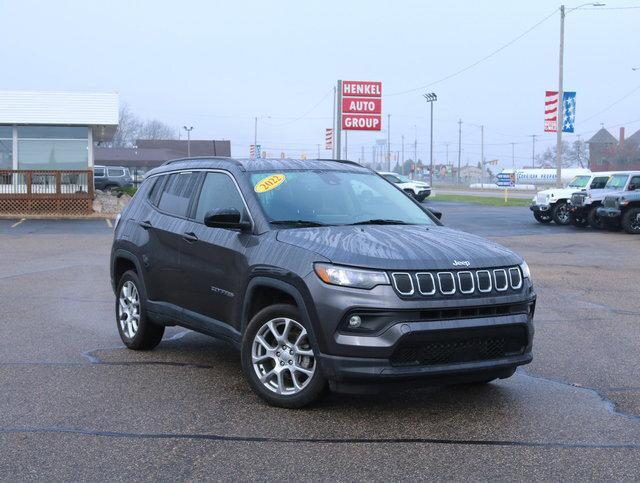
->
[570,213,589,228]
[622,207,640,234]
[551,201,571,225]
[533,211,552,224]
[241,304,327,408]
[587,206,604,230]
[116,270,164,350]
[415,194,427,202]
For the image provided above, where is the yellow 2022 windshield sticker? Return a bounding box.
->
[254,174,285,193]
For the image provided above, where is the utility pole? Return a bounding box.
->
[480,125,484,186]
[457,119,462,184]
[401,134,405,175]
[335,80,343,160]
[386,114,391,171]
[511,142,516,169]
[182,126,194,157]
[530,134,537,168]
[332,86,336,159]
[317,144,320,159]
[413,124,418,165]
[555,5,565,187]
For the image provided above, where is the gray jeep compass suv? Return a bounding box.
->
[110,157,535,407]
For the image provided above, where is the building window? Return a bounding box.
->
[0,126,12,170]
[17,126,88,170]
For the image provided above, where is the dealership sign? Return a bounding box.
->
[341,80,382,131]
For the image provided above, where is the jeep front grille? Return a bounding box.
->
[536,193,547,205]
[390,266,524,299]
[571,193,586,207]
[604,196,618,209]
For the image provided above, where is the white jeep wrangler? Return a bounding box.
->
[530,173,610,225]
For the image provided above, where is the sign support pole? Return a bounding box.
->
[335,80,343,160]
[331,86,336,159]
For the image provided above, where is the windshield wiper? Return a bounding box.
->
[349,219,411,226]
[270,220,327,227]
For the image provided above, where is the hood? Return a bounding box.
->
[538,187,584,198]
[276,225,521,270]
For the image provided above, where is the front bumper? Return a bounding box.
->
[303,271,535,385]
[596,206,621,218]
[530,204,550,213]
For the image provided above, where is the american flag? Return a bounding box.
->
[544,90,576,133]
[544,91,559,133]
[325,128,333,150]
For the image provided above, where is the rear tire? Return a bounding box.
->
[533,211,552,224]
[551,201,571,225]
[116,270,164,350]
[570,213,589,228]
[241,304,327,408]
[587,206,604,230]
[622,207,640,234]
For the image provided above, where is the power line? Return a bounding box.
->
[579,83,640,125]
[385,9,558,97]
[270,88,333,127]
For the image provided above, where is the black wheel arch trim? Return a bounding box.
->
[111,249,146,295]
[241,275,324,355]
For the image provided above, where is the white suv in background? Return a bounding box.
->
[530,173,610,225]
[378,171,431,202]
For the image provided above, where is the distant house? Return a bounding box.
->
[587,127,640,171]
[95,139,231,178]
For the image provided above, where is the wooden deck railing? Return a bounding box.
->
[0,170,94,215]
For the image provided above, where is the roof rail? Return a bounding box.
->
[161,156,242,167]
[314,158,364,168]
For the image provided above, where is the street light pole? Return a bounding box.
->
[182,126,193,157]
[423,93,437,187]
[555,5,565,187]
[555,3,605,186]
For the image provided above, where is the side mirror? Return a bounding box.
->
[427,208,442,220]
[204,208,251,231]
[628,183,637,191]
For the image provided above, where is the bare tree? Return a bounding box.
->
[138,119,177,140]
[111,103,142,147]
[109,103,177,147]
[536,141,586,168]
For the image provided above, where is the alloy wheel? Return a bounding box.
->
[118,281,140,338]
[251,317,316,395]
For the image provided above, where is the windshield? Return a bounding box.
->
[250,170,436,227]
[395,174,412,183]
[567,175,590,188]
[605,174,628,190]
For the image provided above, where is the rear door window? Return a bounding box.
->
[157,172,200,217]
[194,172,246,223]
[590,177,609,189]
[108,168,125,177]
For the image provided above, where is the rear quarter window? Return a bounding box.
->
[108,168,125,177]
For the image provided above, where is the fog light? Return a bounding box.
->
[348,315,362,328]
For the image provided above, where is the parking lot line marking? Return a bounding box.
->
[10,218,25,228]
[105,219,113,228]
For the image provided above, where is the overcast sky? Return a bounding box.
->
[2,0,639,168]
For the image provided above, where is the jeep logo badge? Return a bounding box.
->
[452,260,471,267]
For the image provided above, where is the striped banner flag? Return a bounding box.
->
[544,90,577,133]
[325,128,333,150]
[544,91,559,133]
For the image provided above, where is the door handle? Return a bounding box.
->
[182,231,199,243]
[138,220,153,230]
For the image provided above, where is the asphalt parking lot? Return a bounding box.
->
[1,202,639,480]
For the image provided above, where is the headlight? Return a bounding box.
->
[314,263,389,289]
[520,261,531,280]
